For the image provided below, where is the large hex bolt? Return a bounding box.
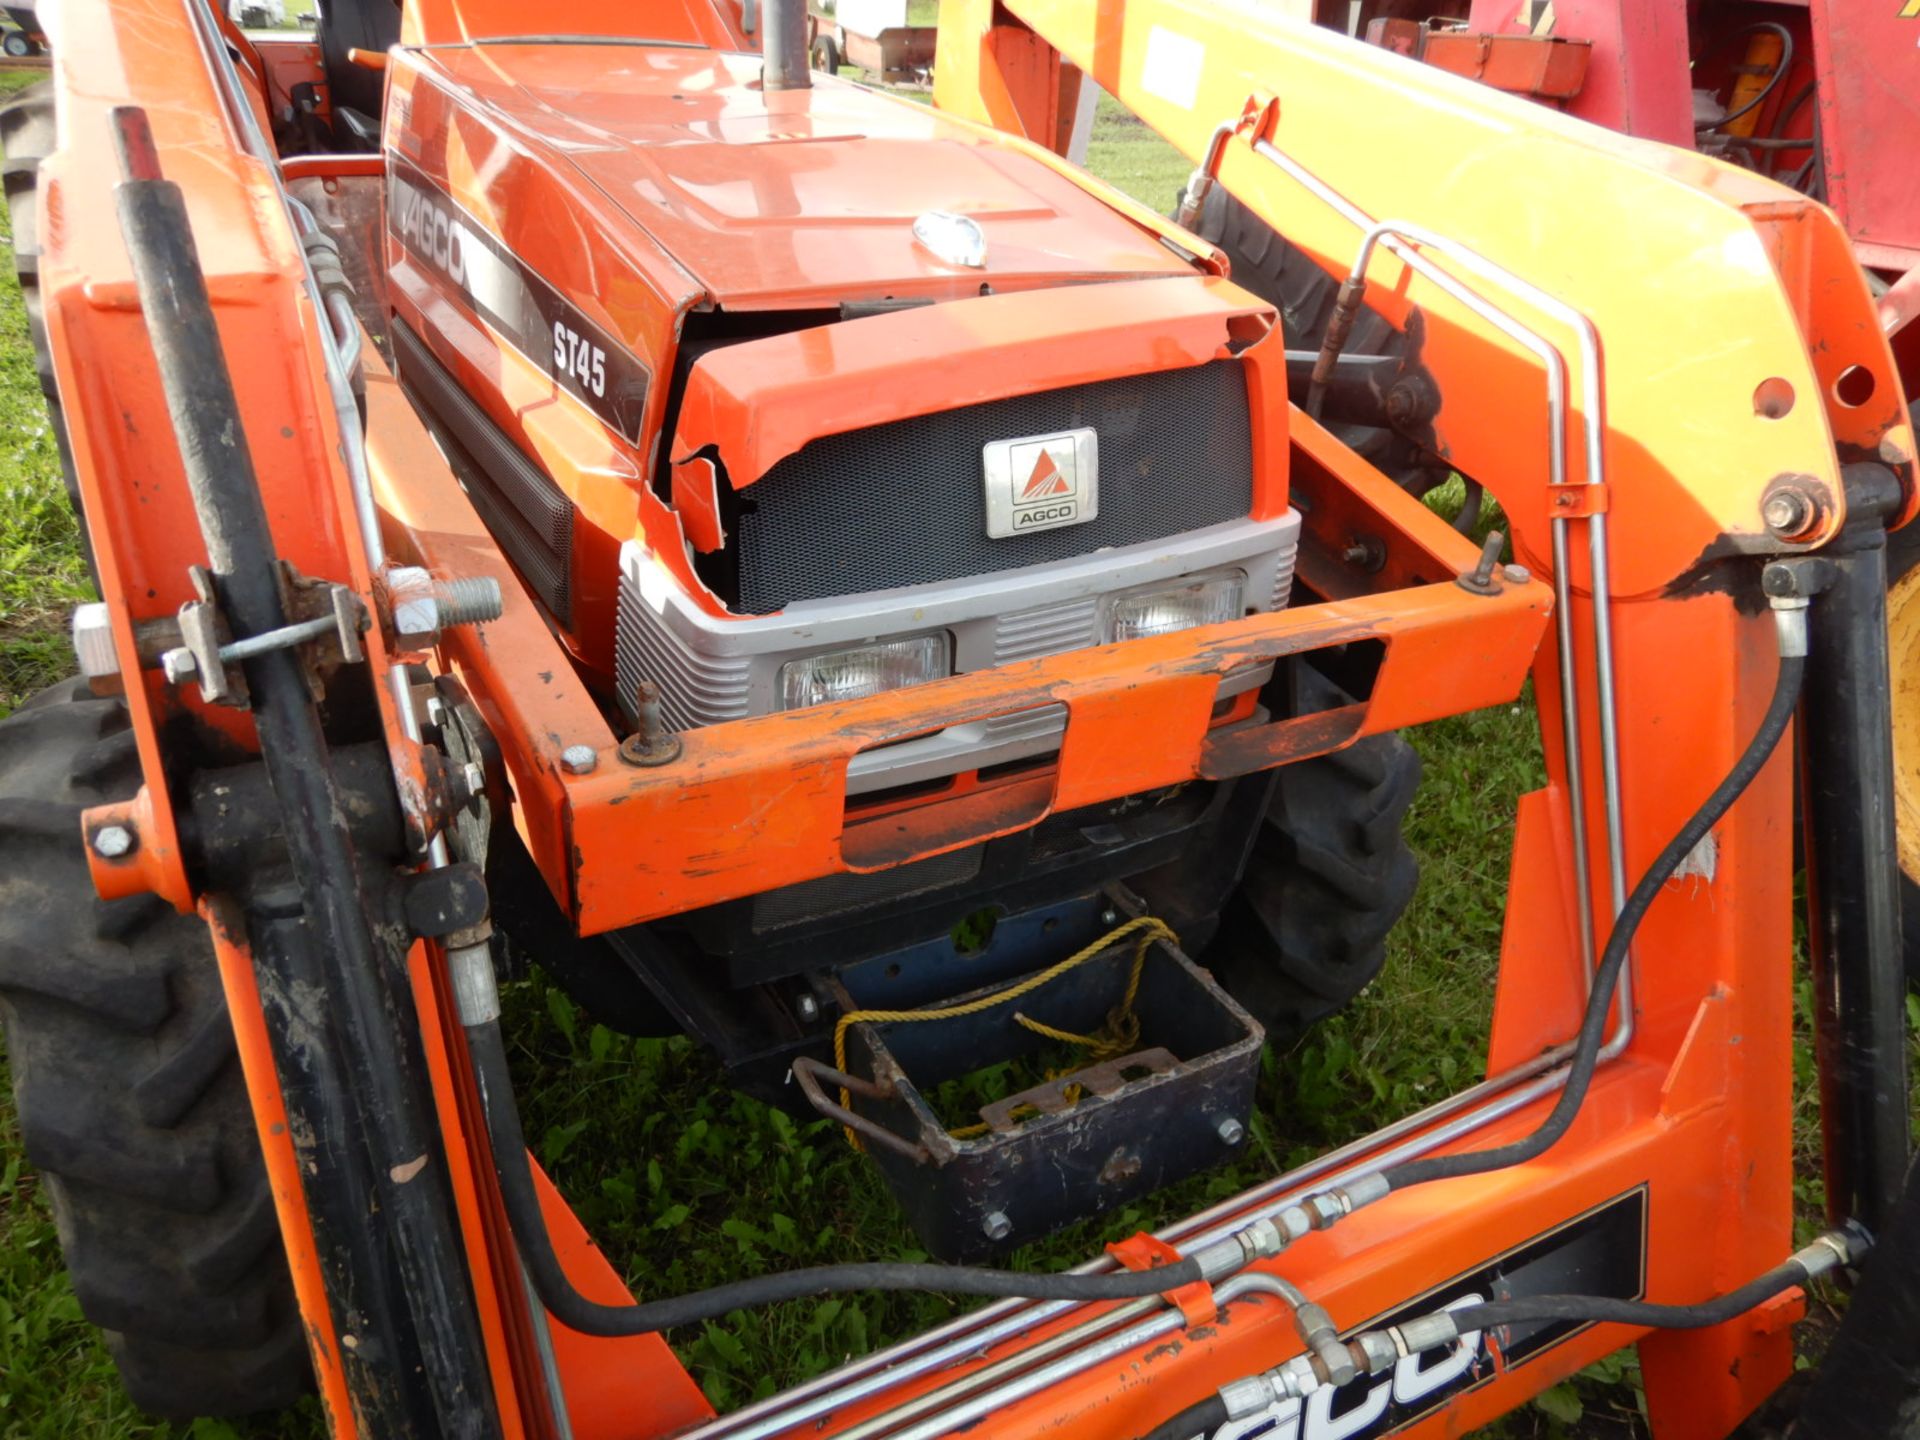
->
[91,824,136,860]
[981,1211,1014,1242]
[70,603,119,680]
[387,566,504,649]
[1761,480,1826,542]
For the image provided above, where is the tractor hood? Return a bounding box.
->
[436,44,1197,309]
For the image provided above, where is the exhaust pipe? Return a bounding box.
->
[762,0,810,90]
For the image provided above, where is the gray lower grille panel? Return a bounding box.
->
[618,582,752,731]
[734,361,1254,614]
[752,846,985,931]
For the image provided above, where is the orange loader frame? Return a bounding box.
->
[31,0,1918,1436]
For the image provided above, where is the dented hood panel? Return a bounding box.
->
[424,43,1195,308]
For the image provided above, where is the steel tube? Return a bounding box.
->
[1339,216,1629,1026]
[884,1274,1296,1440]
[761,0,810,90]
[823,1297,1162,1440]
[1800,464,1912,1236]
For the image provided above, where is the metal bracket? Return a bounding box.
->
[160,563,369,707]
[1548,480,1610,517]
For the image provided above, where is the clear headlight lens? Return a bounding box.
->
[1103,571,1246,643]
[777,633,951,711]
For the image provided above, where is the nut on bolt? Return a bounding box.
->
[1216,1116,1246,1146]
[1761,480,1825,542]
[160,647,199,684]
[91,824,136,860]
[559,744,598,776]
[981,1210,1013,1241]
[619,680,684,767]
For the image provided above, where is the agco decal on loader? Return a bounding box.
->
[2,0,1916,1435]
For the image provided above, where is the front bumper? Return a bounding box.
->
[616,514,1301,797]
[370,364,1549,935]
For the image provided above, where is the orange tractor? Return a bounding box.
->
[0,0,1915,1437]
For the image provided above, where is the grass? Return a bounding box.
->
[0,68,1913,1440]
[0,69,88,717]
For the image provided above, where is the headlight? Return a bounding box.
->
[777,633,951,710]
[1103,571,1246,643]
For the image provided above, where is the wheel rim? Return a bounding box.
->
[1888,557,1920,887]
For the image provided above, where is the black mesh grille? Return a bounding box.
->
[733,361,1253,614]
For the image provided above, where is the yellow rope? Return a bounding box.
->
[833,914,1177,1149]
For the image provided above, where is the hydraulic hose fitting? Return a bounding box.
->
[1309,1173,1390,1229]
[1216,1352,1328,1423]
[1387,1313,1461,1357]
[1794,1227,1866,1282]
[1312,1337,1358,1388]
[1762,553,1836,661]
[1350,1331,1400,1376]
[1771,598,1809,659]
[448,940,500,1026]
[1175,121,1238,231]
[1195,1217,1286,1280]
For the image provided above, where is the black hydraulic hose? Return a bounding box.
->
[1449,1252,1819,1334]
[1384,642,1806,1192]
[464,1020,1215,1337]
[1141,1395,1228,1440]
[1695,22,1794,133]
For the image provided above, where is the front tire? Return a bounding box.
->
[1205,664,1422,1039]
[0,680,309,1416]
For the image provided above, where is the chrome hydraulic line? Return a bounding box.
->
[1257,125,1631,967]
[821,1297,1166,1440]
[880,1273,1301,1440]
[1337,217,1630,933]
[1336,216,1635,1006]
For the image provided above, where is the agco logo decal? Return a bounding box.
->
[1216,1189,1648,1440]
[1020,449,1073,501]
[390,172,468,287]
[982,427,1098,537]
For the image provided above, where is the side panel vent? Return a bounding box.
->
[392,319,574,624]
[616,558,753,729]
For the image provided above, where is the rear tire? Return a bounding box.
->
[0,680,309,1417]
[1206,664,1422,1039]
[0,83,95,584]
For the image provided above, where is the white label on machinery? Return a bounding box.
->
[1140,25,1205,110]
[981,428,1099,538]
